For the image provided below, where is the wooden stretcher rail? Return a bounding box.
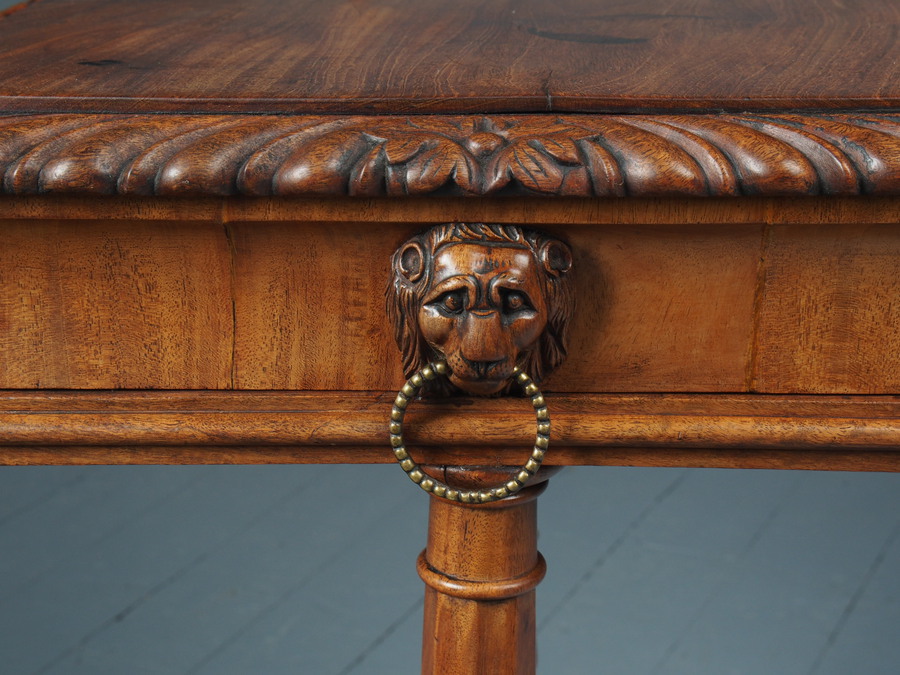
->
[1,391,898,471]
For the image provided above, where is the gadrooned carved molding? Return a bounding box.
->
[0,113,898,197]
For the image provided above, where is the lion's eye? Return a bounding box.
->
[437,291,465,314]
[502,291,531,313]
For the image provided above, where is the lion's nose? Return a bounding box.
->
[460,311,508,365]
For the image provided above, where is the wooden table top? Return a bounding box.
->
[1,0,898,114]
[1,0,898,199]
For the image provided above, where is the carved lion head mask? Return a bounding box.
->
[387,223,574,395]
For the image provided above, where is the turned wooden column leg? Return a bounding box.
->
[418,468,552,675]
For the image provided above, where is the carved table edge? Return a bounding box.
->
[1,112,898,198]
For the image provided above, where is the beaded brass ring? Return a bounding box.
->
[389,360,550,503]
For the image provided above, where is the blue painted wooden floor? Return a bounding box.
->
[1,464,898,674]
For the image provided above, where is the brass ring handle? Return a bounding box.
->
[389,360,550,503]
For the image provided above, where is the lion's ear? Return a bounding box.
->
[539,240,573,277]
[398,242,425,282]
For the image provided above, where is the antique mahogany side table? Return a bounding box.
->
[1,0,899,672]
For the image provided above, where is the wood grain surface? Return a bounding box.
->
[557,223,761,392]
[2,114,898,198]
[0,0,898,113]
[1,391,899,471]
[1,195,898,226]
[754,223,900,394]
[226,222,400,390]
[3,217,899,393]
[420,478,547,674]
[0,220,233,388]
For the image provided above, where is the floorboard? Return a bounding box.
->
[0,465,897,674]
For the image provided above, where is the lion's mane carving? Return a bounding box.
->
[386,223,574,396]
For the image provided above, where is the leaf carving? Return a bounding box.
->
[533,137,581,165]
[401,144,460,194]
[508,142,566,193]
[383,134,435,164]
[0,113,896,198]
[482,152,513,194]
[349,141,387,196]
[577,139,625,197]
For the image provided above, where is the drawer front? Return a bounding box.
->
[2,214,899,394]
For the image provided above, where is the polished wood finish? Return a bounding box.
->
[2,114,898,197]
[4,217,899,394]
[755,223,900,393]
[420,471,549,674]
[4,194,899,226]
[227,221,399,391]
[562,222,762,392]
[2,391,899,471]
[388,224,574,394]
[0,219,233,388]
[1,0,898,114]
